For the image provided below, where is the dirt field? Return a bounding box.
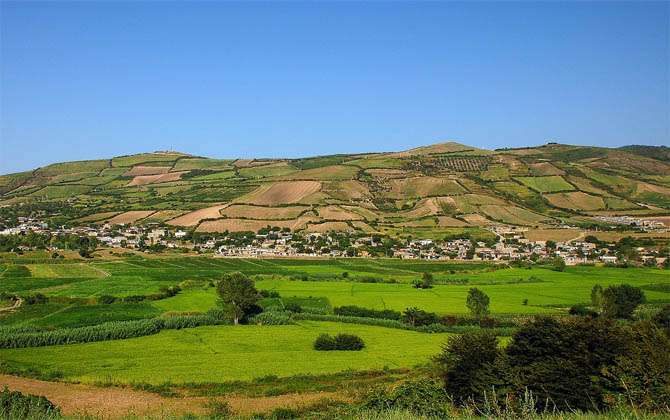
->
[316,206,364,221]
[524,229,584,242]
[437,216,468,227]
[239,181,322,205]
[384,177,464,198]
[167,204,228,226]
[399,198,445,219]
[141,210,188,223]
[0,374,343,418]
[232,159,254,167]
[220,205,309,220]
[365,169,408,179]
[529,162,565,176]
[126,171,189,186]
[108,210,156,225]
[122,166,171,176]
[305,221,353,233]
[461,213,496,226]
[196,215,317,232]
[278,165,358,181]
[322,180,372,200]
[544,192,605,211]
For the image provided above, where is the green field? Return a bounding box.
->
[0,321,450,384]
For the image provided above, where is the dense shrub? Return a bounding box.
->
[602,284,646,319]
[313,333,336,351]
[0,314,220,349]
[652,304,670,335]
[99,295,116,304]
[362,379,451,417]
[0,387,60,418]
[259,290,280,298]
[250,311,292,325]
[334,305,402,321]
[403,307,440,327]
[314,333,365,351]
[23,293,48,305]
[434,330,500,403]
[569,304,597,317]
[122,295,146,303]
[284,303,302,313]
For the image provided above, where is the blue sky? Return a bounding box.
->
[1,1,668,174]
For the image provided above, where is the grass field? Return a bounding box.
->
[0,321,450,384]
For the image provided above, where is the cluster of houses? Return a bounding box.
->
[1,216,667,266]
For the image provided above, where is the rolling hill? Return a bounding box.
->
[2,142,669,234]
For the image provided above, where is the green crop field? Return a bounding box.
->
[0,321,451,384]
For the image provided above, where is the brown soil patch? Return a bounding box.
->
[316,206,364,221]
[123,166,170,176]
[238,181,321,205]
[0,374,344,418]
[232,159,254,167]
[142,210,188,223]
[278,165,358,181]
[437,216,468,227]
[167,204,228,226]
[305,221,352,233]
[196,215,317,232]
[461,213,497,226]
[383,177,464,198]
[126,171,189,186]
[529,162,565,176]
[108,210,156,225]
[322,180,372,201]
[633,182,670,196]
[220,205,309,220]
[524,229,583,242]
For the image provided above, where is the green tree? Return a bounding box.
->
[591,284,604,314]
[602,284,646,319]
[551,256,566,272]
[433,330,500,402]
[216,272,258,325]
[421,272,434,289]
[466,288,490,320]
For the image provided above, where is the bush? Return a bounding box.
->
[652,304,670,335]
[362,379,451,417]
[602,284,646,319]
[313,333,336,351]
[334,333,365,350]
[250,311,292,325]
[569,304,597,317]
[433,330,500,403]
[122,295,146,303]
[99,295,116,304]
[314,333,365,351]
[334,305,402,321]
[284,303,302,313]
[0,387,60,418]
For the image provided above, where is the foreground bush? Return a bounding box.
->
[0,314,220,349]
[250,311,292,325]
[0,388,60,418]
[362,379,451,417]
[314,333,365,351]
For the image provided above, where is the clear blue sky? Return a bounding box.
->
[1,1,668,174]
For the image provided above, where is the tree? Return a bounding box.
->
[216,272,259,325]
[466,288,490,320]
[421,272,434,289]
[551,256,566,272]
[433,330,500,402]
[602,284,646,319]
[591,284,604,314]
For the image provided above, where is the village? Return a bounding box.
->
[1,215,668,267]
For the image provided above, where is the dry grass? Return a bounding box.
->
[529,162,565,176]
[437,216,468,227]
[220,205,309,220]
[197,215,316,232]
[480,205,547,225]
[305,221,353,233]
[524,229,584,242]
[167,204,228,226]
[75,212,120,222]
[322,180,372,200]
[108,210,156,225]
[277,164,359,181]
[126,171,189,186]
[383,177,464,198]
[122,166,171,176]
[238,181,322,205]
[141,210,188,223]
[232,159,254,167]
[544,192,605,210]
[316,206,364,221]
[366,169,409,179]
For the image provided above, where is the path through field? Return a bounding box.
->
[0,375,344,418]
[0,298,21,312]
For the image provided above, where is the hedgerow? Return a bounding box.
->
[0,314,220,349]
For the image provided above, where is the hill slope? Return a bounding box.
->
[2,143,669,234]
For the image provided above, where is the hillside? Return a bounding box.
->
[2,143,669,234]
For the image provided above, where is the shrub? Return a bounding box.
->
[362,379,451,417]
[652,304,670,335]
[334,333,365,350]
[433,330,500,403]
[313,333,336,351]
[122,295,146,303]
[99,295,116,304]
[250,311,292,325]
[602,284,646,319]
[569,304,597,317]
[314,333,365,351]
[466,288,490,320]
[0,387,60,418]
[284,303,302,313]
[403,307,440,327]
[334,305,402,321]
[23,293,48,305]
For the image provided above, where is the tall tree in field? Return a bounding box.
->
[466,288,490,320]
[216,272,258,325]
